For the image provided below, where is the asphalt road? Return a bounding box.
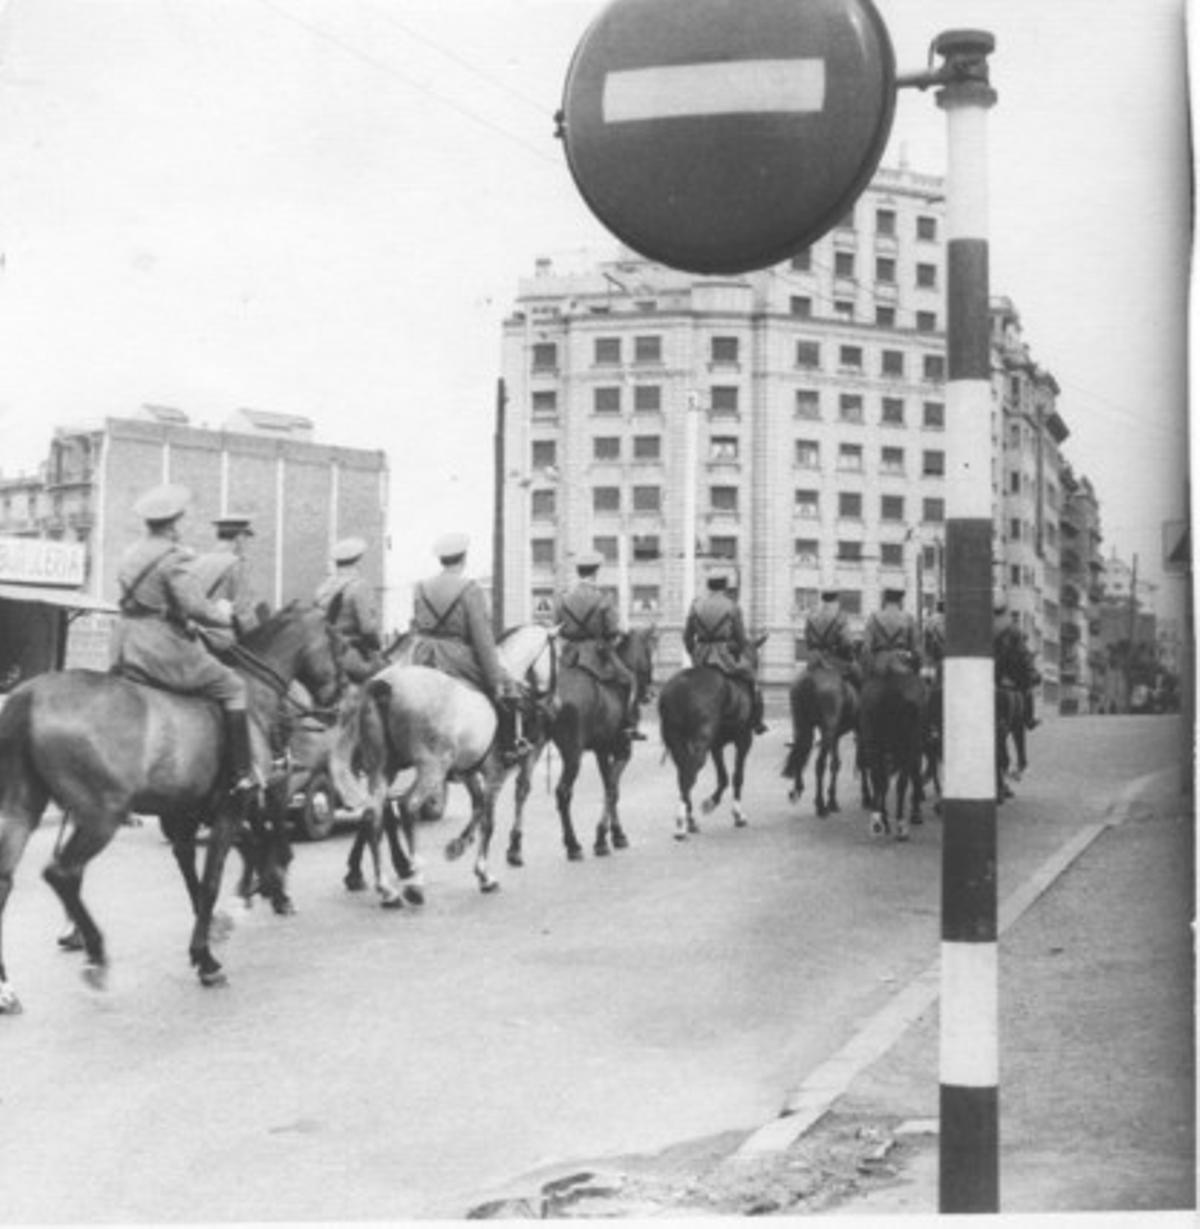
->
[0,709,1180,1221]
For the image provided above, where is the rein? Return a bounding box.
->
[221,634,343,723]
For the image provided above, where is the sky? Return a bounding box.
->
[0,0,1189,626]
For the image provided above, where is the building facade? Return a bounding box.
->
[499,166,1094,699]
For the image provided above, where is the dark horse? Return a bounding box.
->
[658,635,767,841]
[507,625,657,866]
[783,661,860,818]
[0,603,344,1014]
[858,662,927,841]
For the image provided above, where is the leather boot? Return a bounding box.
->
[496,698,531,766]
[752,689,768,735]
[224,709,256,795]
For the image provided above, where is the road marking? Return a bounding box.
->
[732,820,1111,1158]
[602,59,825,123]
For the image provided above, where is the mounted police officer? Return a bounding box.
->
[552,550,643,741]
[315,536,383,684]
[110,483,255,795]
[804,588,861,687]
[923,597,946,681]
[863,587,922,677]
[409,531,529,765]
[994,600,1041,729]
[683,570,767,734]
[189,513,258,652]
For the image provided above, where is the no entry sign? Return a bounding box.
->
[560,0,896,274]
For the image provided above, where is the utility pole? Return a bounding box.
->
[1125,552,1139,710]
[492,379,507,637]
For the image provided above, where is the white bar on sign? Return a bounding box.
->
[603,59,825,123]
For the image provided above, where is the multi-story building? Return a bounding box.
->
[0,404,389,658]
[1058,465,1107,713]
[499,166,1085,696]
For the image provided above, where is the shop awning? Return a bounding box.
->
[0,583,117,614]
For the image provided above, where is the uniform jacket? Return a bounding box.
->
[316,566,382,682]
[804,607,853,667]
[923,614,946,663]
[552,579,622,679]
[410,570,505,695]
[995,624,1039,689]
[189,546,258,649]
[683,592,752,679]
[109,535,239,696]
[863,606,920,676]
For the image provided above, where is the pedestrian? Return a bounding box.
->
[188,513,259,652]
[924,597,946,680]
[315,536,383,683]
[110,482,254,795]
[994,602,1041,729]
[683,570,767,733]
[862,587,921,677]
[409,531,529,765]
[552,550,644,740]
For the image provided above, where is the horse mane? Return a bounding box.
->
[237,600,308,652]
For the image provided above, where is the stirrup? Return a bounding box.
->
[230,772,257,796]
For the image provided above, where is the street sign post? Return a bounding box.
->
[559,0,896,274]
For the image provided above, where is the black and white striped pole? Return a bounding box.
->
[933,30,999,1213]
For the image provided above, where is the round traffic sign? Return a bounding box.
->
[560,0,896,275]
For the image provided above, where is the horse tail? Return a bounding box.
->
[358,678,395,782]
[0,682,49,823]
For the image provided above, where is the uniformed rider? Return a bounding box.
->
[110,483,255,795]
[804,588,861,686]
[862,587,922,677]
[188,513,259,652]
[552,550,644,740]
[994,601,1041,729]
[923,597,946,681]
[409,532,529,765]
[683,571,767,734]
[315,536,383,683]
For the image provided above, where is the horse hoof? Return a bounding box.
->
[594,844,610,858]
[687,820,700,835]
[480,880,501,895]
[911,813,923,827]
[566,846,584,862]
[816,804,828,819]
[0,983,23,1014]
[198,968,228,989]
[895,831,911,843]
[700,799,716,816]
[344,871,367,892]
[445,840,465,862]
[787,789,799,804]
[82,963,109,992]
[401,883,425,907]
[57,927,85,953]
[612,831,629,851]
[210,912,235,945]
[272,896,297,917]
[829,801,841,814]
[506,851,524,869]
[673,830,687,842]
[869,815,887,838]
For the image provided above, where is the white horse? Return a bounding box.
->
[333,624,557,903]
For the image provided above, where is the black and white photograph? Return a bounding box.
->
[0,0,1191,1224]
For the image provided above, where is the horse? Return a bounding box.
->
[921,671,943,813]
[657,634,767,841]
[334,624,558,903]
[0,603,344,1014]
[858,660,927,841]
[995,683,1026,801]
[782,660,860,818]
[506,625,657,867]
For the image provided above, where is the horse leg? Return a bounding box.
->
[701,747,728,816]
[472,777,502,895]
[0,815,38,1013]
[507,754,533,868]
[827,738,842,814]
[344,821,370,891]
[671,746,702,840]
[593,751,614,857]
[608,752,631,851]
[1012,720,1028,777]
[41,809,120,991]
[185,809,242,987]
[730,739,750,828]
[814,737,830,817]
[554,751,585,862]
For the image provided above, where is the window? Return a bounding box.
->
[795,489,819,518]
[532,489,557,520]
[922,545,937,569]
[1009,471,1021,494]
[706,436,736,462]
[841,591,863,615]
[791,250,812,271]
[530,392,559,423]
[634,384,661,413]
[923,400,945,428]
[632,585,661,614]
[1009,422,1022,448]
[876,305,896,328]
[593,536,618,562]
[916,310,938,333]
[881,350,904,377]
[880,542,904,566]
[834,251,855,278]
[917,215,938,241]
[881,397,905,426]
[794,587,819,614]
[922,449,945,477]
[839,393,864,423]
[710,485,739,513]
[532,588,554,619]
[633,434,661,461]
[593,486,620,513]
[923,354,945,382]
[1010,518,1022,541]
[876,208,896,236]
[795,388,820,418]
[1010,565,1021,587]
[796,340,821,369]
[531,539,555,567]
[711,336,739,364]
[839,491,863,520]
[794,538,819,565]
[532,342,557,371]
[708,535,737,559]
[838,443,863,472]
[632,534,660,561]
[839,345,863,371]
[876,256,896,283]
[594,337,621,365]
[633,335,662,363]
[593,436,620,461]
[923,497,945,523]
[834,300,855,322]
[632,485,661,513]
[795,439,820,468]
[916,262,938,288]
[710,385,739,414]
[881,494,905,521]
[790,296,812,317]
[837,540,863,563]
[881,445,905,474]
[594,386,621,414]
[531,439,556,469]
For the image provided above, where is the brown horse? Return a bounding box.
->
[0,603,344,1014]
[783,662,860,818]
[507,625,657,866]
[858,663,928,841]
[657,635,767,840]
